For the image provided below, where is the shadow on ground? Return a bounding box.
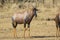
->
[0,36,59,39]
[31,36,60,38]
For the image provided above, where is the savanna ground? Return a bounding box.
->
[0,3,60,40]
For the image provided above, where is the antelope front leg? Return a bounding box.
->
[28,28,30,38]
[24,23,26,38]
[24,28,27,38]
[28,23,30,38]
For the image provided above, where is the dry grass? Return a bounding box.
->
[0,3,60,40]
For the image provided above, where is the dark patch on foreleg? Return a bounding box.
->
[28,23,30,38]
[24,21,27,38]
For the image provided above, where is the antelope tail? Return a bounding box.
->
[46,18,55,21]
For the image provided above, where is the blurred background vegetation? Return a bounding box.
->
[0,0,60,9]
[0,0,60,19]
